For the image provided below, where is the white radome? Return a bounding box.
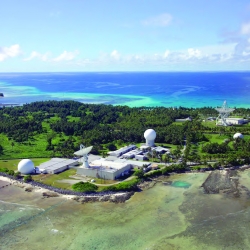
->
[233,133,244,139]
[144,129,156,140]
[18,159,34,174]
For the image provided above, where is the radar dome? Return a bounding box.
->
[233,133,244,139]
[18,159,34,174]
[144,129,156,147]
[144,129,156,140]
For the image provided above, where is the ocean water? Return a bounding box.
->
[1,172,250,250]
[1,72,250,107]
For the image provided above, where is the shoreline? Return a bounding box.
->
[1,164,250,204]
[0,175,134,203]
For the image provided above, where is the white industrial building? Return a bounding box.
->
[225,118,247,125]
[77,158,132,180]
[216,118,248,125]
[38,158,79,174]
[76,156,151,180]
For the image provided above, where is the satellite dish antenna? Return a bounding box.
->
[74,145,93,168]
[215,101,235,126]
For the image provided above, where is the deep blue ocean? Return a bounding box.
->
[1,72,250,108]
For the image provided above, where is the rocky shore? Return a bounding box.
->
[0,173,134,203]
[201,169,250,198]
[72,191,134,203]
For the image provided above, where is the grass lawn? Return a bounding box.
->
[204,133,230,144]
[0,158,50,171]
[202,121,217,128]
[32,168,77,190]
[90,177,117,185]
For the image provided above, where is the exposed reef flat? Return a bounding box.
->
[201,170,250,198]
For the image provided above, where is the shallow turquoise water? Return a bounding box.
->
[1,172,250,249]
[171,181,191,188]
[1,72,250,107]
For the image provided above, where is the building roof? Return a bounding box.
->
[38,158,77,172]
[108,145,136,155]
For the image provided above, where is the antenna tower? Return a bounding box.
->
[215,101,235,126]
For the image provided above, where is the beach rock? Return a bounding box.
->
[42,192,59,198]
[201,170,250,198]
[138,180,156,190]
[25,187,33,192]
[72,192,134,204]
[162,181,172,186]
[109,192,134,203]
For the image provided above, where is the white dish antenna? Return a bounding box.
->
[74,146,93,156]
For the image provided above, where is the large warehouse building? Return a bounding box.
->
[38,158,79,174]
[77,158,132,180]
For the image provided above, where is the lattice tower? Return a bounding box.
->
[215,101,235,126]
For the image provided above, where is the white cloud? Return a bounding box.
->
[164,50,170,58]
[53,50,79,62]
[187,48,202,58]
[142,13,172,27]
[23,51,50,61]
[0,44,21,61]
[110,50,120,60]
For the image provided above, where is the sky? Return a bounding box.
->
[0,0,250,72]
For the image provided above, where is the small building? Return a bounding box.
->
[225,118,246,125]
[217,117,248,125]
[152,146,170,154]
[135,154,148,161]
[175,117,192,122]
[108,145,136,157]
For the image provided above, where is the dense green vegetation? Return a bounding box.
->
[72,181,98,192]
[101,178,139,192]
[1,100,250,169]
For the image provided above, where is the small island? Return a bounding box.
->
[1,100,250,202]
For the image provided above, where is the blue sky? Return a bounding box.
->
[0,0,250,71]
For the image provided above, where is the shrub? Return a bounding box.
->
[0,167,9,173]
[8,170,15,176]
[102,178,139,192]
[72,181,98,192]
[24,175,33,182]
[133,169,144,179]
[145,169,162,177]
[14,171,21,179]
